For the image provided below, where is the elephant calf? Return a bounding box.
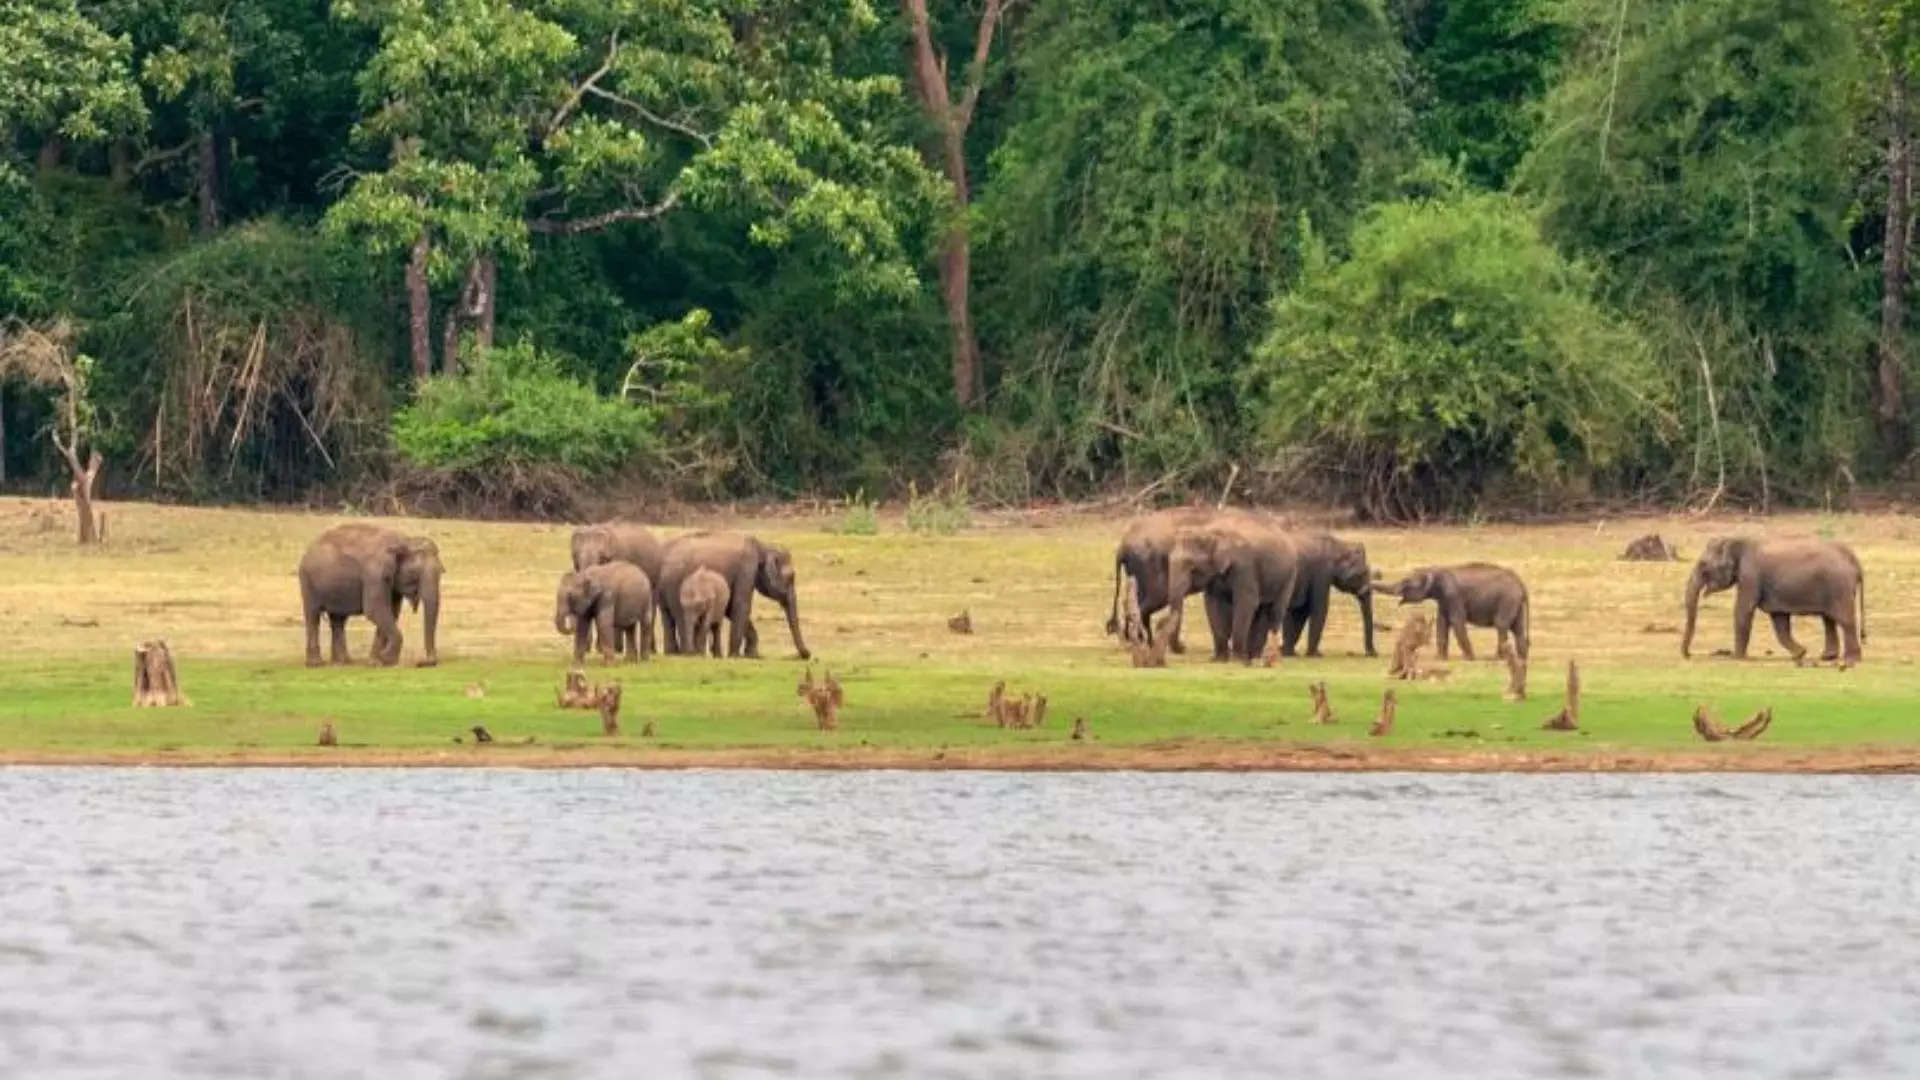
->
[555,563,655,664]
[1374,562,1530,661]
[678,567,731,658]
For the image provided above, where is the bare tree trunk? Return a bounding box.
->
[64,448,103,544]
[1880,67,1912,463]
[476,254,497,351]
[36,135,66,173]
[901,0,1008,409]
[195,128,224,234]
[407,233,433,379]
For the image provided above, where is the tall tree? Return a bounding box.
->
[900,0,1015,406]
[325,0,940,379]
[1849,0,1920,461]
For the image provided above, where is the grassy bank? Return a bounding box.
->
[2,498,1917,770]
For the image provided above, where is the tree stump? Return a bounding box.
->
[596,682,622,736]
[797,666,843,731]
[1369,689,1396,736]
[1388,613,1431,679]
[556,668,595,709]
[1542,659,1580,731]
[1309,681,1336,725]
[131,640,188,707]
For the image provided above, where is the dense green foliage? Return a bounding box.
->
[0,0,1916,516]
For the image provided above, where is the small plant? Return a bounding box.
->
[905,481,970,535]
[826,490,880,536]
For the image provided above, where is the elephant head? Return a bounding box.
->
[391,536,443,666]
[571,526,614,570]
[754,542,811,660]
[1329,539,1375,653]
[1682,537,1748,658]
[554,570,604,635]
[1162,528,1232,646]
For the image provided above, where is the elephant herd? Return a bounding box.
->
[292,507,1869,673]
[296,521,810,668]
[1107,508,1868,667]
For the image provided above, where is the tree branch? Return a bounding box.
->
[548,30,620,138]
[582,85,714,149]
[527,191,681,234]
[956,0,1008,131]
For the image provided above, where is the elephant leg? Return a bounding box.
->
[303,599,324,667]
[573,620,591,663]
[1820,617,1840,662]
[597,610,617,665]
[710,620,724,659]
[1768,612,1807,662]
[623,624,639,663]
[1841,614,1863,663]
[1733,591,1758,659]
[1279,608,1305,657]
[328,613,350,665]
[1495,626,1510,660]
[1434,612,1451,661]
[1449,607,1475,661]
[1204,591,1233,661]
[1305,598,1329,658]
[742,619,762,659]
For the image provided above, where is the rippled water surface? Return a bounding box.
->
[2,769,1918,1078]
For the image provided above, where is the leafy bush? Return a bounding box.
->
[824,490,879,536]
[393,343,656,513]
[904,481,970,534]
[1248,194,1667,520]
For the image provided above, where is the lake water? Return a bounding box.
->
[0,768,1915,1079]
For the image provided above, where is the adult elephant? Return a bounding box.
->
[1681,537,1864,663]
[571,521,666,652]
[1374,563,1529,660]
[1162,517,1300,663]
[1276,533,1376,658]
[298,523,443,667]
[656,531,811,660]
[1106,507,1287,652]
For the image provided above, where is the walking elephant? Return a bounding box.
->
[1681,537,1864,663]
[1162,518,1301,663]
[678,567,731,658]
[571,521,666,653]
[1374,563,1529,661]
[1276,533,1376,658]
[1106,507,1289,652]
[554,562,654,664]
[656,532,810,660]
[298,523,443,667]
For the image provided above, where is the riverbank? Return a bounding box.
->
[3,497,1918,771]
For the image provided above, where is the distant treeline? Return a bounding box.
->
[3,0,1917,519]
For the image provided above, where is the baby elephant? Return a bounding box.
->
[678,567,731,658]
[554,563,654,664]
[1374,562,1530,661]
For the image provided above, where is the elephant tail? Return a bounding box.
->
[1517,594,1531,657]
[1859,568,1867,643]
[1106,551,1124,636]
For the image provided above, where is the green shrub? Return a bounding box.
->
[825,490,880,536]
[395,342,657,478]
[904,481,970,534]
[1248,195,1667,520]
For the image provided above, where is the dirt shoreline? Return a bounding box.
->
[4,742,1918,773]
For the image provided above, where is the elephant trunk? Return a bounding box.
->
[1681,569,1704,658]
[782,593,810,660]
[420,571,441,666]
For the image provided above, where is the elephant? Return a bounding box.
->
[1106,507,1286,651]
[1373,563,1529,661]
[298,523,443,667]
[1275,533,1376,658]
[570,522,666,653]
[678,567,731,658]
[1162,518,1301,663]
[1681,537,1865,663]
[656,531,810,660]
[554,562,654,664]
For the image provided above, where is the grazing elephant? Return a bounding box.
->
[1374,563,1529,661]
[1681,537,1865,663]
[298,523,443,667]
[1107,507,1289,651]
[555,562,654,664]
[1276,533,1376,658]
[678,567,731,658]
[1163,518,1301,663]
[657,531,811,660]
[571,522,666,653]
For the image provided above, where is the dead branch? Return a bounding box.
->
[798,666,842,731]
[1309,681,1336,725]
[1542,659,1580,731]
[597,682,623,736]
[1369,690,1396,736]
[1731,707,1773,741]
[1692,706,1728,742]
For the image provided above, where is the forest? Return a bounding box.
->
[3,0,1919,521]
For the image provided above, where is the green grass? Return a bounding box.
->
[0,497,1916,761]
